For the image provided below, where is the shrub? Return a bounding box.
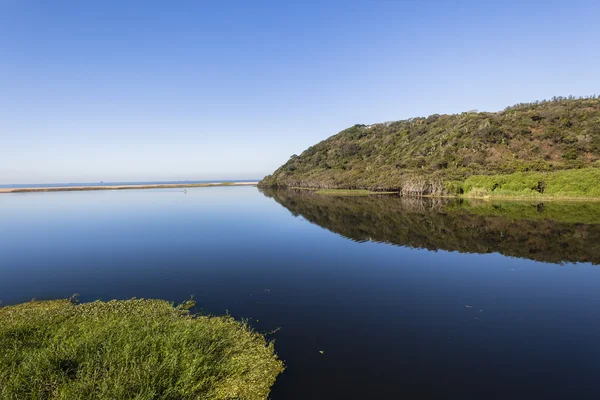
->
[445,181,464,195]
[562,148,579,160]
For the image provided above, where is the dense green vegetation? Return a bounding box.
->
[262,188,600,264]
[260,97,600,197]
[457,168,600,198]
[0,299,283,400]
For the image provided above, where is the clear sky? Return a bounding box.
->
[1,0,599,184]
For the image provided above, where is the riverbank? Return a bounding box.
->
[263,168,600,200]
[0,298,283,399]
[283,187,600,202]
[0,181,258,194]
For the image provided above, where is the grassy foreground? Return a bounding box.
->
[0,299,283,400]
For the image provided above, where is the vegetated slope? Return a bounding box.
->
[260,97,600,196]
[261,188,600,264]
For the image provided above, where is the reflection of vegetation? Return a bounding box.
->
[315,189,374,196]
[452,200,600,224]
[260,97,600,198]
[262,189,600,265]
[0,299,283,399]
[314,189,397,196]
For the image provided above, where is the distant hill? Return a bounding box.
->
[260,97,600,197]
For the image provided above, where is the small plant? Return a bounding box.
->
[562,148,579,160]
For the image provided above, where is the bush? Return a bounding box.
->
[444,181,464,195]
[562,148,579,160]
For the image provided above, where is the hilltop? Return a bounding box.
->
[260,97,600,197]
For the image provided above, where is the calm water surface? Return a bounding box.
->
[1,186,600,399]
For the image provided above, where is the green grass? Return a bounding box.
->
[0,299,283,400]
[461,168,600,199]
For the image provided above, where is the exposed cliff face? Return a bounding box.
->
[260,97,600,193]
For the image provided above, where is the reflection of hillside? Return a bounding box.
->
[261,189,600,265]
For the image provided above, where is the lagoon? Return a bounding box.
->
[1,186,600,399]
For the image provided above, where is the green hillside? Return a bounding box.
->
[260,97,600,197]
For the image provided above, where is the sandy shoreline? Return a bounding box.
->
[0,182,258,194]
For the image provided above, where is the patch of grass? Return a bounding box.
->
[462,168,600,199]
[0,299,283,400]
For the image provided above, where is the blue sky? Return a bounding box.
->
[1,0,599,184]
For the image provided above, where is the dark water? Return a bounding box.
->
[1,187,600,399]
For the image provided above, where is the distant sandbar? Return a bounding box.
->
[0,182,258,194]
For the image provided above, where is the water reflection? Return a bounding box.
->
[261,189,600,265]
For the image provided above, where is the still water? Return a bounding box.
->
[1,186,600,399]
